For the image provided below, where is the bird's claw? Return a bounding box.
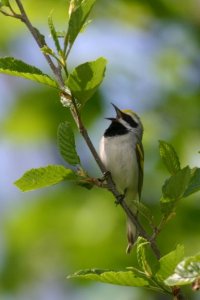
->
[115,194,125,205]
[98,171,111,183]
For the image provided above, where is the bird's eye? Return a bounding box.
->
[123,114,138,128]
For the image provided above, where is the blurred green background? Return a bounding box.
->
[0,0,200,299]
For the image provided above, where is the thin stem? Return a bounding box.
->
[8,3,17,15]
[14,0,64,88]
[0,9,13,17]
[172,287,186,300]
[151,211,176,243]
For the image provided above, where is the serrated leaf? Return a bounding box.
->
[57,122,80,165]
[67,57,107,106]
[48,12,62,53]
[159,141,181,175]
[165,253,200,286]
[156,245,184,282]
[136,237,152,277]
[184,167,200,197]
[0,57,57,88]
[67,0,95,48]
[68,269,149,287]
[162,166,192,200]
[14,165,76,191]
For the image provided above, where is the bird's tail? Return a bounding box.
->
[126,217,138,254]
[125,191,139,254]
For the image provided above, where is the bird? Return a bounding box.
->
[99,104,144,253]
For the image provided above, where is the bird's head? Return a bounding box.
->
[105,103,143,138]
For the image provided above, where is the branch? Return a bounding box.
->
[172,286,186,300]
[14,0,64,88]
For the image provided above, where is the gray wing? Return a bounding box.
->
[136,142,144,200]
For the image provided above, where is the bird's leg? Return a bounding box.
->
[115,188,127,205]
[97,170,111,184]
[99,171,125,204]
[94,171,111,188]
[102,170,111,181]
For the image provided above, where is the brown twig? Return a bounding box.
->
[172,286,186,300]
[14,0,64,88]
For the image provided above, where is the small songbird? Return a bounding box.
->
[99,104,144,253]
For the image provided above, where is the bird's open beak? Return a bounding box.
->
[105,117,116,121]
[111,103,123,118]
[105,103,123,121]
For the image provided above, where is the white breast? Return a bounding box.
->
[99,133,138,194]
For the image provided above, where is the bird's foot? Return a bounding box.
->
[115,194,125,205]
[98,171,111,183]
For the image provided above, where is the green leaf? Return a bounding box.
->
[41,45,54,56]
[0,57,57,88]
[136,237,153,277]
[159,140,181,175]
[132,200,155,228]
[137,237,161,279]
[0,0,9,6]
[68,269,149,287]
[48,12,62,53]
[68,0,83,16]
[156,245,184,281]
[14,165,76,191]
[184,167,200,197]
[160,197,177,216]
[57,122,80,165]
[165,253,200,286]
[67,57,107,106]
[67,0,95,48]
[162,166,192,200]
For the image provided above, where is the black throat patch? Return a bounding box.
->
[104,121,128,137]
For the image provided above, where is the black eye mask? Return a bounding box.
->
[122,113,138,128]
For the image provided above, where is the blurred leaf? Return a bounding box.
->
[68,269,149,287]
[184,168,200,197]
[160,197,177,216]
[0,57,57,88]
[159,140,181,175]
[68,0,82,16]
[67,0,95,49]
[156,245,184,281]
[136,237,160,280]
[165,253,200,286]
[137,237,152,277]
[68,268,166,292]
[41,45,54,55]
[48,12,62,53]
[67,57,107,106]
[57,121,80,165]
[132,200,155,228]
[0,0,9,6]
[162,166,192,200]
[14,165,76,191]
